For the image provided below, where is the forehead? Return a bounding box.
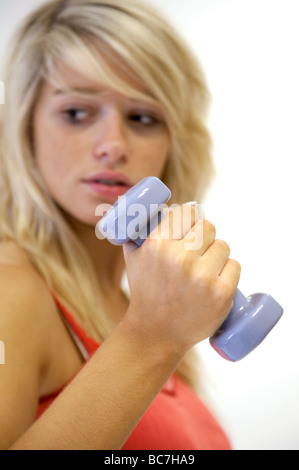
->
[37,62,166,119]
[46,61,152,99]
[51,62,103,91]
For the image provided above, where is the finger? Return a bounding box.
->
[123,240,139,263]
[152,203,199,241]
[180,219,204,252]
[201,239,231,276]
[183,219,216,254]
[219,258,242,289]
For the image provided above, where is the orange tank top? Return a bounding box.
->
[36,293,232,450]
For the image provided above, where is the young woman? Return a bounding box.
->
[0,0,241,450]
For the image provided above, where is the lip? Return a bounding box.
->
[82,171,133,199]
[83,171,133,186]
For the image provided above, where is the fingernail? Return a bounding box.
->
[185,201,203,220]
[186,201,198,206]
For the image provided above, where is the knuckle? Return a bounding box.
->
[216,239,231,255]
[203,219,216,238]
[181,203,197,215]
[182,204,198,225]
[214,280,233,303]
[168,204,199,240]
[180,203,198,219]
[233,259,242,270]
[229,258,242,273]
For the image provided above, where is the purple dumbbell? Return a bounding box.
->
[96,176,283,361]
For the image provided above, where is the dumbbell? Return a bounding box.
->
[96,176,283,361]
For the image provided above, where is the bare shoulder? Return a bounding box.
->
[0,241,57,370]
[0,239,34,267]
[0,240,86,392]
[0,242,57,448]
[0,240,53,316]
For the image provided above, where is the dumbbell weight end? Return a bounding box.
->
[210,289,284,361]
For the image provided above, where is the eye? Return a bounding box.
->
[129,112,158,126]
[62,108,90,124]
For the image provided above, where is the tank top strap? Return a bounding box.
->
[48,287,100,359]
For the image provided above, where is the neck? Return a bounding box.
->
[63,212,126,296]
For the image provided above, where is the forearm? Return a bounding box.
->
[10,318,182,450]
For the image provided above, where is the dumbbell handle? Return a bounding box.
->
[97,177,283,361]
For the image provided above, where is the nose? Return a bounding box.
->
[93,111,128,165]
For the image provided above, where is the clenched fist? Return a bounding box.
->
[123,203,241,357]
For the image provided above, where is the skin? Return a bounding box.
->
[0,62,241,449]
[33,63,171,302]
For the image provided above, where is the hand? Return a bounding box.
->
[123,204,241,357]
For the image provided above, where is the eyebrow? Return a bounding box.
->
[52,86,165,114]
[54,87,102,97]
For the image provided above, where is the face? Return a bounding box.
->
[33,63,170,226]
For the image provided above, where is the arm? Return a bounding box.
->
[11,318,182,450]
[0,266,49,449]
[0,266,180,451]
[6,206,240,450]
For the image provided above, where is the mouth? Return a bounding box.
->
[82,171,133,198]
[87,178,128,187]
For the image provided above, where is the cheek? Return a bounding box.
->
[138,135,170,174]
[34,114,80,189]
[36,139,66,196]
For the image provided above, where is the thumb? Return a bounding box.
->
[123,241,139,263]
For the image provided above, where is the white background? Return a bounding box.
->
[0,0,298,450]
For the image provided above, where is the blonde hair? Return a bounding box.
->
[0,0,214,392]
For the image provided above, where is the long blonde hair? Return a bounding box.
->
[0,0,214,392]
